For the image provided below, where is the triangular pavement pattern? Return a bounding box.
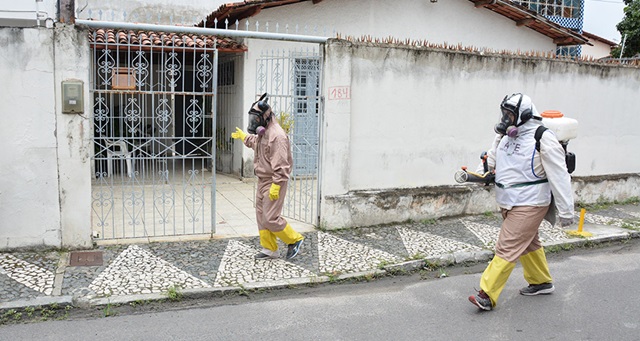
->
[396,227,483,259]
[0,254,55,295]
[617,207,640,219]
[213,239,315,287]
[463,218,573,245]
[317,231,401,274]
[462,220,500,248]
[89,245,211,297]
[584,212,626,227]
[538,220,572,243]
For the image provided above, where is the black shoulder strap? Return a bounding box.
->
[534,126,548,152]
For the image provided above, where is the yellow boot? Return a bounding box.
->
[480,256,516,307]
[256,229,279,259]
[273,223,303,244]
[519,248,554,295]
[273,224,304,260]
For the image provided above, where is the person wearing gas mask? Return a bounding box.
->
[230,94,304,260]
[468,93,575,311]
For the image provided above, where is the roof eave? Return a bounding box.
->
[470,0,588,46]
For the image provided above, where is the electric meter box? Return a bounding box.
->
[62,80,84,114]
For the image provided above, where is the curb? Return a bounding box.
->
[0,295,74,310]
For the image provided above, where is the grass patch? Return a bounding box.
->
[621,220,640,231]
[321,271,342,283]
[420,218,437,225]
[545,243,574,253]
[1,303,76,325]
[483,211,496,218]
[129,299,147,308]
[377,260,391,270]
[102,303,116,317]
[438,267,449,278]
[164,285,183,302]
[576,196,640,211]
[405,253,425,262]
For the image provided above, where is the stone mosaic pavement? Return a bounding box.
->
[1,204,639,308]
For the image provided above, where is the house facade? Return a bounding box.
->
[512,0,585,56]
[582,31,617,59]
[2,0,639,250]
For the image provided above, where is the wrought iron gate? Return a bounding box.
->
[89,29,218,240]
[255,48,322,225]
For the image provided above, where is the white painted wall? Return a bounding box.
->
[76,0,220,24]
[232,0,558,176]
[0,26,92,250]
[240,0,556,53]
[582,38,613,59]
[0,0,57,27]
[53,25,93,249]
[322,39,640,194]
[0,28,61,249]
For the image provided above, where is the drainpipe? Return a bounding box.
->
[75,19,330,44]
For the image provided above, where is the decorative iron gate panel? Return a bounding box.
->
[90,32,218,240]
[255,48,322,225]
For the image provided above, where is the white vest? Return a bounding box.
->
[495,126,551,209]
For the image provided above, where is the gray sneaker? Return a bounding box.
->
[520,283,554,296]
[285,239,303,260]
[254,252,279,260]
[468,290,492,311]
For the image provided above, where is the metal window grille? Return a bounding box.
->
[514,0,581,19]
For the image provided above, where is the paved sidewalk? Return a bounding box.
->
[1,203,638,310]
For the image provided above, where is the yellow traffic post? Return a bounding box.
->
[567,208,593,237]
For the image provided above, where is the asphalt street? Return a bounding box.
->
[2,238,639,341]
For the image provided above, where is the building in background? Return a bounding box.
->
[582,31,617,59]
[513,0,585,57]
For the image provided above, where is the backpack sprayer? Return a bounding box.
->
[454,110,578,185]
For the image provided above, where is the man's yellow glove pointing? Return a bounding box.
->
[231,127,247,141]
[269,183,281,201]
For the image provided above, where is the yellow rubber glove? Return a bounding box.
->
[231,127,247,141]
[269,183,281,201]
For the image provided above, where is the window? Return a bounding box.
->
[556,45,579,57]
[514,0,581,19]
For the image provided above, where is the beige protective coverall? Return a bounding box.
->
[243,119,303,256]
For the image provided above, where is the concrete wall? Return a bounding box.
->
[0,25,92,250]
[321,39,640,228]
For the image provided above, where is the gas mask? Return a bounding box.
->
[247,93,272,136]
[494,93,534,137]
[494,106,518,137]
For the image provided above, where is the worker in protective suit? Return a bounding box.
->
[468,93,575,311]
[231,94,304,260]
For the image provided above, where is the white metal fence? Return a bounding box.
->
[79,18,327,239]
[89,28,219,240]
[255,48,323,224]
